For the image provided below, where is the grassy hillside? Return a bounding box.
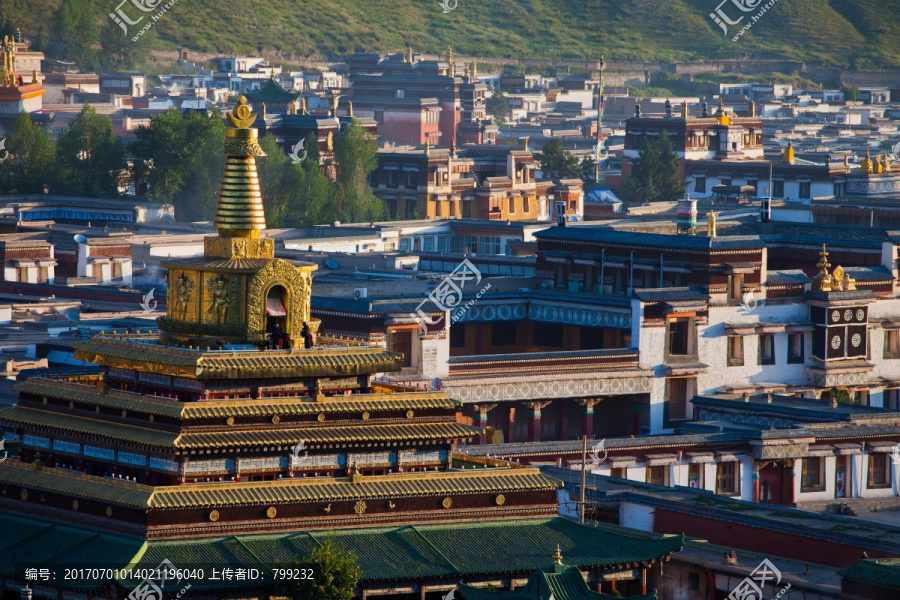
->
[18,0,900,67]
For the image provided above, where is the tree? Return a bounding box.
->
[55,104,125,197]
[580,155,597,184]
[537,138,580,180]
[486,90,509,124]
[841,85,860,101]
[279,535,359,600]
[48,0,97,69]
[129,109,225,221]
[0,112,56,194]
[99,18,155,71]
[332,119,386,224]
[620,135,684,203]
[257,133,295,227]
[654,133,685,202]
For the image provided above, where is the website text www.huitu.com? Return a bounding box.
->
[731,0,780,42]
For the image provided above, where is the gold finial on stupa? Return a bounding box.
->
[215,96,266,237]
[782,140,794,164]
[861,147,874,174]
[707,211,717,237]
[0,35,17,88]
[347,100,353,118]
[715,96,730,125]
[681,100,688,118]
[553,544,563,566]
[226,95,257,128]
[812,244,833,292]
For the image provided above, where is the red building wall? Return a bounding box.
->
[652,508,892,568]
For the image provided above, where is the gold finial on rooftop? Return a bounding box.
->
[812,244,833,292]
[215,96,267,237]
[554,544,563,565]
[226,95,257,129]
[707,211,717,237]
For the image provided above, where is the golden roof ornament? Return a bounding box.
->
[215,96,267,237]
[832,265,845,291]
[782,140,794,164]
[226,95,257,128]
[553,544,564,565]
[812,244,833,292]
[860,147,874,174]
[707,211,717,237]
[347,100,353,118]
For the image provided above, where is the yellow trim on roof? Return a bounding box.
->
[0,460,558,509]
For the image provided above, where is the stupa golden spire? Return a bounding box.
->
[214,95,267,237]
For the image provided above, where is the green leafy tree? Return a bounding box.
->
[580,155,597,184]
[279,535,359,600]
[55,104,125,197]
[621,135,684,203]
[258,133,295,227]
[486,90,509,124]
[537,138,580,180]
[333,119,386,223]
[841,85,860,101]
[129,109,226,221]
[0,112,56,194]
[48,0,97,69]
[654,133,685,202]
[99,18,155,71]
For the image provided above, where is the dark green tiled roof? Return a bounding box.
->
[244,78,301,102]
[0,514,681,591]
[460,565,657,600]
[137,517,683,586]
[0,513,144,589]
[838,559,900,590]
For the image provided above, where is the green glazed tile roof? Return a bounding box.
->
[0,512,145,588]
[136,517,683,586]
[460,565,658,600]
[837,559,900,590]
[0,514,681,592]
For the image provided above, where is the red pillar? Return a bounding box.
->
[475,404,496,445]
[580,399,597,439]
[527,402,547,443]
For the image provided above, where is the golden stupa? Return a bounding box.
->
[158,96,317,348]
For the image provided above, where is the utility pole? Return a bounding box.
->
[579,436,587,524]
